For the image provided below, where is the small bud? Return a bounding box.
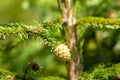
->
[29,63,41,71]
[53,44,71,62]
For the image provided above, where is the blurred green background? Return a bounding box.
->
[0,0,59,24]
[0,0,120,79]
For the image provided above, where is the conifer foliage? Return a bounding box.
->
[0,0,120,80]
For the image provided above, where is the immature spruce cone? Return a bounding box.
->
[31,63,40,71]
[54,44,71,62]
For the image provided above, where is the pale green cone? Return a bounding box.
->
[54,44,71,62]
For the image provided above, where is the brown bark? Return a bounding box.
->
[60,0,83,80]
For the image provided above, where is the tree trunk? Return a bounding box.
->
[60,0,83,80]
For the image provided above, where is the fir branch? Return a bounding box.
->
[1,17,120,46]
[78,17,120,29]
[0,21,61,46]
[1,17,120,38]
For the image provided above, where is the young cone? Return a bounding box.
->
[54,44,71,62]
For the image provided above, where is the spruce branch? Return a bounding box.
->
[0,17,120,43]
[78,17,120,29]
[0,21,61,46]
